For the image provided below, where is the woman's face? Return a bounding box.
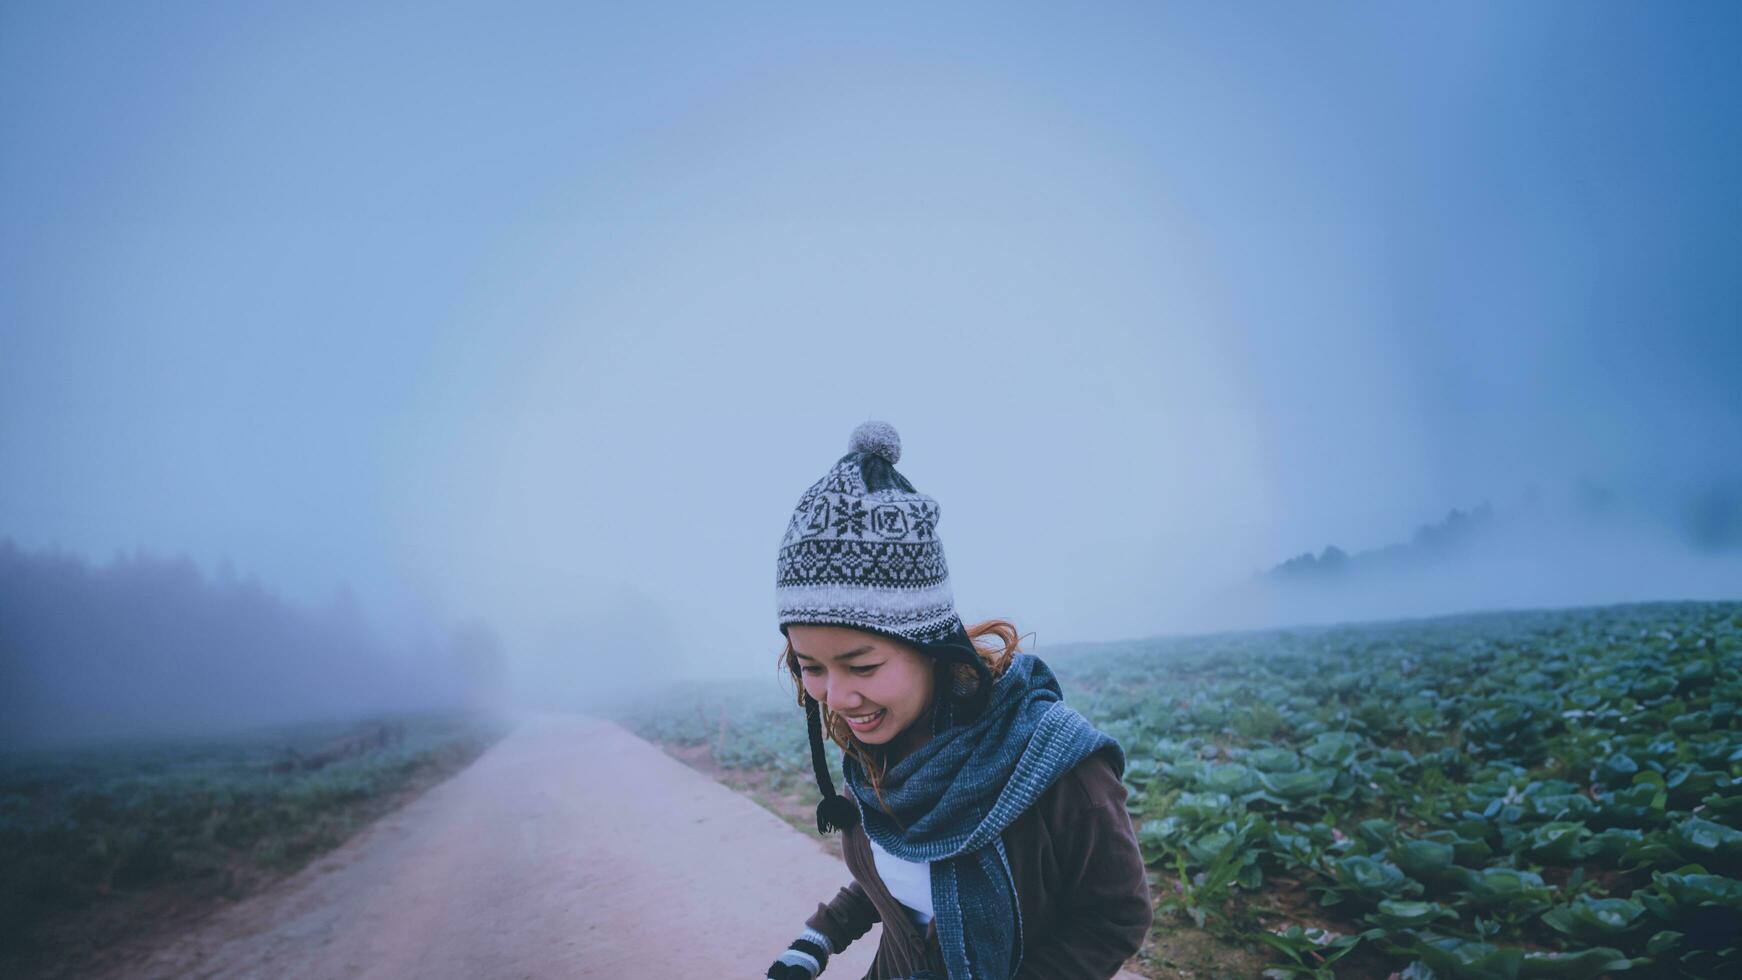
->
[788,624,935,749]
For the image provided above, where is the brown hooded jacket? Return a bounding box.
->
[802,744,1152,979]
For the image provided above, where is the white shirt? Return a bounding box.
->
[868,835,934,926]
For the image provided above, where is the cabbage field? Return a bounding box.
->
[615,600,1742,979]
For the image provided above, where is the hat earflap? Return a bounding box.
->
[948,654,996,723]
[805,693,860,834]
[923,624,997,724]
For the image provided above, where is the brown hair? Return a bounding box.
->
[778,619,1025,832]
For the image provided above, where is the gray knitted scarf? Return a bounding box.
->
[841,652,1124,980]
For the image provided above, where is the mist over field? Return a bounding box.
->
[0,539,508,746]
[2,3,1739,741]
[1193,486,1742,638]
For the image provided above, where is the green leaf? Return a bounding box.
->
[1674,816,1742,863]
[1645,929,1683,956]
[1539,896,1647,943]
[1261,768,1338,802]
[1657,871,1742,910]
[1412,934,1526,980]
[1366,899,1455,931]
[1332,854,1422,907]
[1200,763,1261,796]
[1516,946,1635,979]
[1246,747,1303,773]
[1598,753,1640,785]
[1392,838,1459,885]
[1584,827,1643,865]
[1525,822,1592,864]
[1302,732,1365,768]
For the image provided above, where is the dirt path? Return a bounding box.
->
[108,712,882,979]
[106,712,1147,979]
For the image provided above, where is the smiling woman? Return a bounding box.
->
[761,421,1151,980]
[782,619,1019,825]
[789,627,936,751]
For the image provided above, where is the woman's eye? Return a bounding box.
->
[801,665,823,675]
[851,664,879,675]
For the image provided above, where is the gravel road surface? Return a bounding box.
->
[107,711,1146,979]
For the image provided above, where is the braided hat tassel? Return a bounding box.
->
[805,693,860,834]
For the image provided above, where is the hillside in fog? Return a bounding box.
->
[1178,477,1742,634]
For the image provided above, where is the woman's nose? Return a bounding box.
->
[826,676,861,709]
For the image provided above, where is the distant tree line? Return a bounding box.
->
[1269,502,1498,582]
[1267,476,1742,586]
[0,538,504,747]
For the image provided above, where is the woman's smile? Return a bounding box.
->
[843,707,887,732]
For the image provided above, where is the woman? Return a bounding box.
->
[764,421,1152,980]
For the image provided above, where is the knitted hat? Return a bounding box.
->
[776,420,994,834]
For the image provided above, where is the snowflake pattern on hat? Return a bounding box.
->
[776,423,962,645]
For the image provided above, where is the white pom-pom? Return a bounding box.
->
[848,420,901,464]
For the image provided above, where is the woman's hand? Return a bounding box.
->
[765,927,836,979]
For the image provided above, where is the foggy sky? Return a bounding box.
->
[3,2,1738,708]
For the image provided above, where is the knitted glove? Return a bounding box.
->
[765,926,836,979]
